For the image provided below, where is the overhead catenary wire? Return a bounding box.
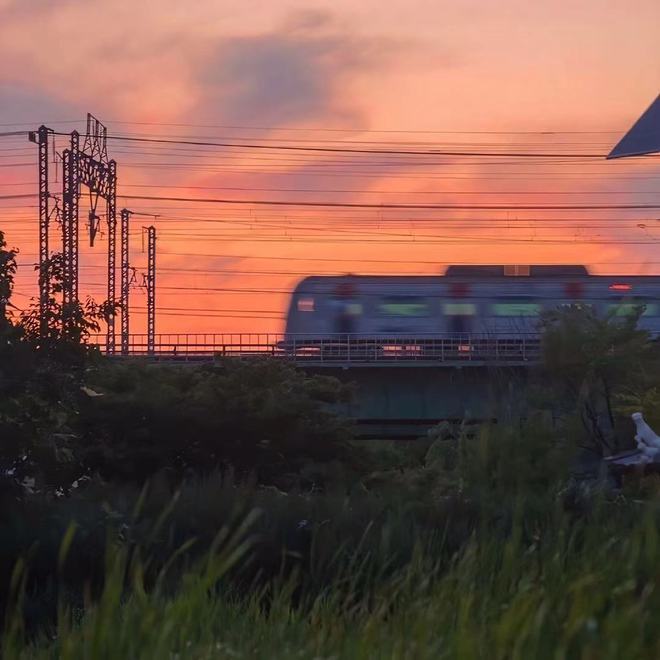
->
[59,131,646,159]
[119,194,660,211]
[1,117,625,134]
[99,119,624,135]
[115,184,660,196]
[17,253,660,268]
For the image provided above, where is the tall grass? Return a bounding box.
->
[5,492,660,659]
[4,423,660,658]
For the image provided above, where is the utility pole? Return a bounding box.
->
[146,226,156,355]
[30,114,127,350]
[61,131,80,327]
[106,160,117,353]
[120,208,132,355]
[28,125,52,335]
[47,114,118,347]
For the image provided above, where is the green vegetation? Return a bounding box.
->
[4,232,660,657]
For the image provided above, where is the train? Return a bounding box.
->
[283,265,660,342]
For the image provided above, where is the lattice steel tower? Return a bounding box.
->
[28,125,53,335]
[146,226,156,355]
[120,209,132,354]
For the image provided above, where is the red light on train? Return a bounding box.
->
[564,282,584,298]
[609,283,632,291]
[450,283,470,297]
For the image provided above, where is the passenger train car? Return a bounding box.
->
[283,265,660,342]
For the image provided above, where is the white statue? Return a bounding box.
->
[632,412,660,462]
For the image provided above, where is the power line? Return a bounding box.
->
[120,194,660,211]
[156,253,660,267]
[99,119,622,135]
[1,118,624,134]
[102,133,619,148]
[118,183,660,196]
[65,132,632,159]
[17,252,660,268]
[156,235,660,245]
[130,311,284,319]
[0,120,79,127]
[0,194,38,200]
[116,164,660,181]
[133,305,282,314]
[4,212,659,224]
[107,146,608,166]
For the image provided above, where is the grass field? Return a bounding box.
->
[5,448,660,659]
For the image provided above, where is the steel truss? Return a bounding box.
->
[28,126,52,335]
[62,132,80,313]
[120,209,132,355]
[58,115,118,350]
[31,114,150,355]
[146,226,156,355]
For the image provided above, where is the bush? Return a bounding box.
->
[538,304,657,454]
[79,359,353,485]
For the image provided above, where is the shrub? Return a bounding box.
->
[79,359,353,485]
[538,304,655,454]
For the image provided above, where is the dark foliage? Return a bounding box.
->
[538,304,658,454]
[79,359,353,485]
[19,253,114,364]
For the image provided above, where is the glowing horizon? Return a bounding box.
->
[1,0,659,335]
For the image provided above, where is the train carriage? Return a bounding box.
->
[281,265,660,361]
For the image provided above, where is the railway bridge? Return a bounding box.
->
[91,333,540,438]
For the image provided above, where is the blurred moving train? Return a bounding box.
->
[284,265,660,341]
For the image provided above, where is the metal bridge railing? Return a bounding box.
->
[88,333,542,364]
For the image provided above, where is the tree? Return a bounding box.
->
[0,230,17,333]
[18,253,117,363]
[79,359,353,485]
[0,229,28,388]
[0,246,117,497]
[538,304,653,454]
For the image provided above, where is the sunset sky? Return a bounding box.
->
[1,0,659,336]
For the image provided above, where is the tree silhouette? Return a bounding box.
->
[539,304,652,454]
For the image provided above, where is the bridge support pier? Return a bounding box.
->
[303,365,531,439]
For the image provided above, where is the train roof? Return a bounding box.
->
[295,266,590,284]
[444,265,589,277]
[292,268,660,293]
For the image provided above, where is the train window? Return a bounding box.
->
[347,303,363,315]
[491,303,541,316]
[331,297,363,313]
[443,303,476,316]
[297,297,315,312]
[378,296,430,317]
